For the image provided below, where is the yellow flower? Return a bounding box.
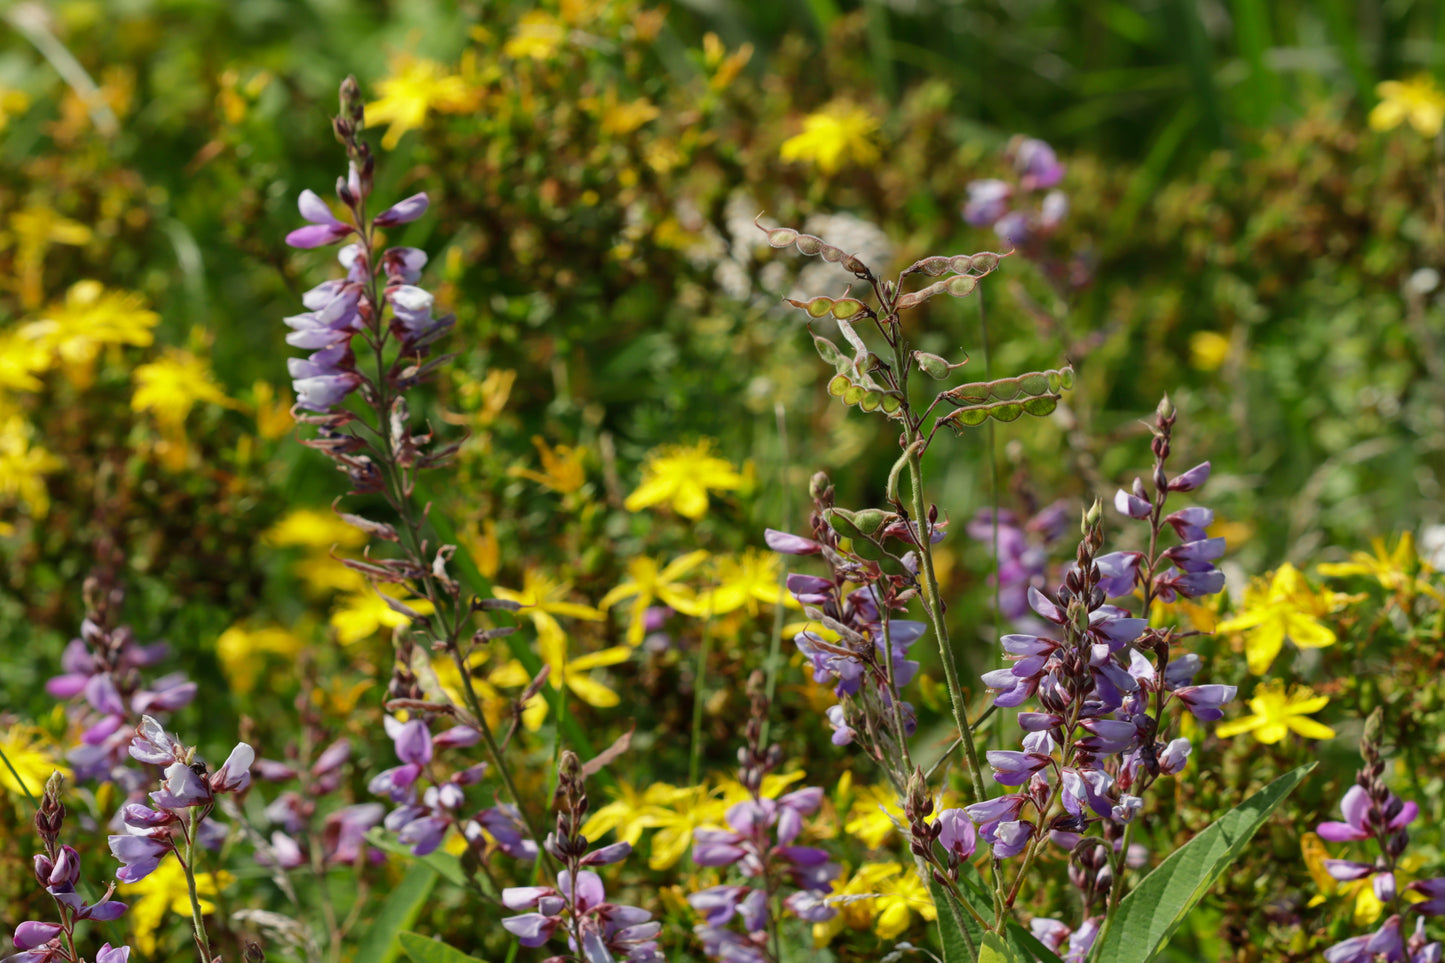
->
[812,862,937,945]
[131,349,238,430]
[0,329,52,391]
[1318,533,1440,601]
[0,414,62,519]
[494,569,605,650]
[1189,331,1230,371]
[250,380,294,441]
[366,53,480,150]
[1215,563,1339,675]
[19,282,158,389]
[0,724,68,798]
[330,586,435,646]
[1214,679,1335,744]
[686,549,792,618]
[431,651,529,730]
[624,439,743,520]
[7,207,92,309]
[120,859,234,956]
[503,11,567,60]
[594,93,660,137]
[780,102,881,176]
[0,85,30,131]
[508,435,588,495]
[1370,75,1445,136]
[265,508,369,550]
[845,784,907,849]
[638,783,730,871]
[600,551,709,645]
[215,624,305,694]
[580,780,677,847]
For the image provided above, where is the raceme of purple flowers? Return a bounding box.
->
[963,136,1067,248]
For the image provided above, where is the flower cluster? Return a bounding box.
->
[687,673,838,963]
[966,500,1069,635]
[1319,711,1443,963]
[963,136,1068,249]
[46,573,196,788]
[501,752,663,962]
[6,774,130,963]
[767,472,936,761]
[283,76,453,495]
[367,714,499,858]
[972,401,1232,885]
[107,716,253,884]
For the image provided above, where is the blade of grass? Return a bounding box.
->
[1233,0,1280,126]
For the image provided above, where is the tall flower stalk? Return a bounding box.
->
[282,77,548,868]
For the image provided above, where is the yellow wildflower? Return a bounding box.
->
[131,349,238,430]
[366,53,480,150]
[624,439,743,520]
[330,586,435,646]
[504,11,566,60]
[0,414,62,519]
[813,862,937,945]
[509,435,588,495]
[580,780,677,847]
[1318,533,1440,601]
[0,329,52,391]
[7,207,92,308]
[0,86,30,131]
[1214,679,1336,744]
[1370,75,1445,137]
[639,783,730,870]
[600,551,709,645]
[250,380,294,441]
[494,568,605,649]
[681,549,790,618]
[20,281,158,387]
[845,784,907,849]
[0,724,68,798]
[265,508,369,550]
[1215,563,1339,675]
[780,102,881,176]
[120,859,234,956]
[598,95,660,137]
[215,624,305,694]
[1189,331,1230,371]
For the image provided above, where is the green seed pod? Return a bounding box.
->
[851,508,890,535]
[914,351,950,379]
[767,228,798,248]
[830,298,868,320]
[949,254,974,274]
[813,335,848,371]
[824,507,863,541]
[806,296,833,318]
[827,373,851,397]
[945,275,978,298]
[795,234,824,256]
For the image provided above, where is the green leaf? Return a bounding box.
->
[1091,763,1315,963]
[364,829,469,888]
[398,931,490,963]
[979,932,1020,963]
[929,878,981,963]
[353,862,438,963]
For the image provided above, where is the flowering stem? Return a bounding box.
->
[182,808,216,963]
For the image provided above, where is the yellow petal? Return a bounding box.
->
[566,675,621,707]
[1287,717,1337,740]
[1244,621,1286,675]
[1213,716,1261,739]
[1285,614,1336,649]
[569,646,633,671]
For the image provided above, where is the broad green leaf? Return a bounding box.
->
[354,862,438,963]
[398,931,490,963]
[956,862,1065,963]
[979,932,1019,963]
[929,878,981,963]
[1091,763,1315,963]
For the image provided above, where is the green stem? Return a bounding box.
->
[688,610,716,788]
[760,400,792,749]
[182,808,216,963]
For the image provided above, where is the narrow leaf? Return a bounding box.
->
[354,862,438,963]
[1091,763,1315,963]
[398,931,490,963]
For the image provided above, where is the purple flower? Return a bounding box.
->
[373,192,429,227]
[1014,138,1064,190]
[108,834,171,883]
[1317,784,1418,842]
[1173,684,1237,722]
[11,924,63,951]
[286,190,356,248]
[963,179,1012,227]
[935,808,977,860]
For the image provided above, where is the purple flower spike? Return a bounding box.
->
[373,192,429,227]
[286,190,356,248]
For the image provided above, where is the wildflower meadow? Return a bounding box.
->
[5,3,1445,963]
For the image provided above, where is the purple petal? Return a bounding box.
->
[13,923,63,951]
[374,192,430,227]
